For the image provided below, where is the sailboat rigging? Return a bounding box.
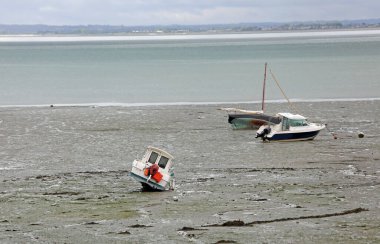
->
[221,62,278,130]
[262,62,267,112]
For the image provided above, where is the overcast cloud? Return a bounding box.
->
[1,0,379,25]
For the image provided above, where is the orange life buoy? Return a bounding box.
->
[149,164,159,176]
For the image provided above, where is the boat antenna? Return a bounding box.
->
[261,62,267,112]
[269,67,299,114]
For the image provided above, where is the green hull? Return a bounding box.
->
[230,118,263,130]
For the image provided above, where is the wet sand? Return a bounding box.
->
[0,100,379,243]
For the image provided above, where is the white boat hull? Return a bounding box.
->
[130,160,173,191]
[256,117,326,142]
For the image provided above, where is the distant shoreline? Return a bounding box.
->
[1,28,380,42]
[1,19,380,35]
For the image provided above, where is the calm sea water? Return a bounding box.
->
[1,31,380,106]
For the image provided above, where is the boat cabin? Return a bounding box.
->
[143,146,174,173]
[277,113,308,131]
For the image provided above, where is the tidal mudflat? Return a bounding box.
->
[0,100,379,243]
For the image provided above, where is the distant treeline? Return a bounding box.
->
[1,19,380,35]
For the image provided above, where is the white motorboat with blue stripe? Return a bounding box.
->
[256,113,325,141]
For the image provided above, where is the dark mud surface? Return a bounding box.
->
[0,101,379,243]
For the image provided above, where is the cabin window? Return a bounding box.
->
[282,117,290,130]
[158,156,169,169]
[148,152,159,164]
[289,119,307,127]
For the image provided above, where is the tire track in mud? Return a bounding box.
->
[28,170,130,181]
[202,207,368,227]
[177,208,369,244]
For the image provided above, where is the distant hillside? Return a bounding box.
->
[1,19,380,35]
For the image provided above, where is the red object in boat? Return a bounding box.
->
[152,172,163,182]
[149,164,159,176]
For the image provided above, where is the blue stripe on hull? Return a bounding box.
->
[269,130,321,141]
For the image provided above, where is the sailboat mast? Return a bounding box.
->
[261,62,267,111]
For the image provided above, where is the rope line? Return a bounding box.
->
[268,67,299,114]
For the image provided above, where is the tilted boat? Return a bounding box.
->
[256,112,325,141]
[130,146,175,191]
[222,108,281,129]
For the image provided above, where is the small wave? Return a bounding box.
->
[285,97,380,103]
[1,30,380,43]
[0,97,379,108]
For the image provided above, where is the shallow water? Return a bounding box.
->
[0,101,379,243]
[1,33,380,106]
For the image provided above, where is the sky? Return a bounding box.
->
[0,0,379,26]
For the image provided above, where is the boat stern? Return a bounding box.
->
[130,160,170,191]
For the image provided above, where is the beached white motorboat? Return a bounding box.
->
[129,146,175,191]
[256,112,325,141]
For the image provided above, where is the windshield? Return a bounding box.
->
[158,156,169,169]
[289,119,308,127]
[148,152,159,163]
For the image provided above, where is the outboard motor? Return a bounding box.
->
[256,125,271,140]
